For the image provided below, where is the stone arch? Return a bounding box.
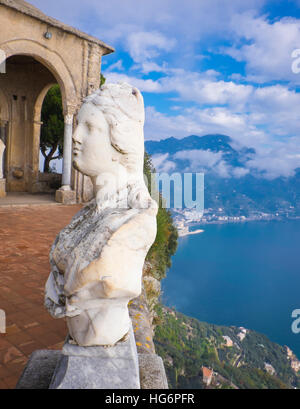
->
[0,0,114,200]
[0,39,79,113]
[33,83,56,123]
[0,52,72,193]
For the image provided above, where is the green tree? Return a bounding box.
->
[40,84,64,173]
[100,73,106,87]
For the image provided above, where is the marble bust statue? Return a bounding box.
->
[0,138,5,179]
[45,83,158,347]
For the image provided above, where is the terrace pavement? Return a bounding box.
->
[0,202,81,389]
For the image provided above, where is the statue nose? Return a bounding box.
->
[72,129,82,144]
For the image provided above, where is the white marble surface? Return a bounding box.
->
[45,83,157,346]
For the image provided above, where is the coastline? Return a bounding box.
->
[176,215,300,230]
[178,228,204,237]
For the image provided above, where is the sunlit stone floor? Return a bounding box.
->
[0,204,81,389]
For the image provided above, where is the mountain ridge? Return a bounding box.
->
[145,134,300,218]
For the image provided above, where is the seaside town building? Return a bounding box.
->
[202,366,213,386]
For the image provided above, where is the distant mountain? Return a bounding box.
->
[147,133,253,154]
[147,134,234,154]
[146,134,255,167]
[145,135,300,218]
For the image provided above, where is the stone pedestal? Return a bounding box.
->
[49,325,140,389]
[16,350,168,389]
[0,178,6,198]
[55,189,76,204]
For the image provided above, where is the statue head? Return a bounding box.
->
[73,82,145,185]
[72,82,150,209]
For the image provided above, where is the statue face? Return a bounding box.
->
[72,102,114,177]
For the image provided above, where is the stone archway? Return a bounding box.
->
[0,0,114,202]
[1,39,78,112]
[0,54,70,194]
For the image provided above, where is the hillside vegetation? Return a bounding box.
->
[144,152,178,280]
[154,306,300,389]
[143,152,300,390]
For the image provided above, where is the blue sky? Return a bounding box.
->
[31,0,300,179]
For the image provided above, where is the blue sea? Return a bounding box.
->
[162,220,300,358]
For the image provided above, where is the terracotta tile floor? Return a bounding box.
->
[0,204,82,389]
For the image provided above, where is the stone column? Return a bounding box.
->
[0,120,7,144]
[0,120,7,197]
[61,114,73,190]
[55,111,76,204]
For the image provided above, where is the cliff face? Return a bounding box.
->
[138,152,300,390]
[130,235,300,390]
[128,263,169,389]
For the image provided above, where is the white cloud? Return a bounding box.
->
[158,71,253,108]
[232,167,250,178]
[28,0,300,179]
[245,137,300,179]
[132,61,168,74]
[105,59,124,72]
[172,149,247,178]
[144,106,206,140]
[126,31,176,63]
[103,66,300,178]
[152,153,176,173]
[174,149,223,169]
[104,72,161,92]
[29,0,265,46]
[105,68,253,108]
[144,104,300,178]
[225,13,300,83]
